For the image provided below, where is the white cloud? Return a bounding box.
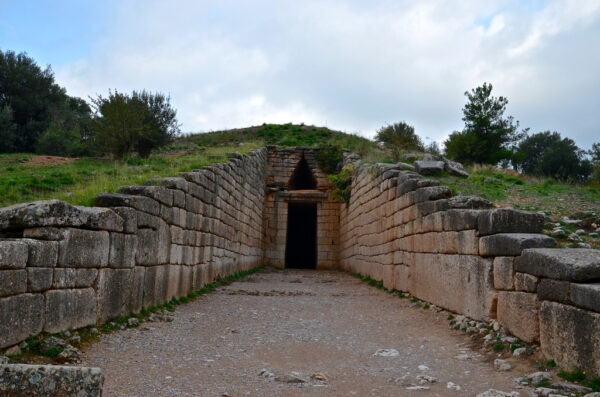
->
[54,0,600,148]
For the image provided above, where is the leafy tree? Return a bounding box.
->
[375,121,424,161]
[425,141,442,158]
[131,90,180,158]
[515,131,592,182]
[35,124,82,157]
[0,50,92,154]
[513,131,562,175]
[90,91,144,159]
[0,105,16,152]
[0,50,66,152]
[536,138,592,182]
[445,83,524,165]
[590,142,600,165]
[90,90,179,159]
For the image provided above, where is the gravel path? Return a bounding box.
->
[81,268,539,396]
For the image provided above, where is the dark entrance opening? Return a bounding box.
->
[290,156,316,190]
[285,203,317,269]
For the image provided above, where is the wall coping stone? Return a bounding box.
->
[515,248,600,282]
[0,200,123,232]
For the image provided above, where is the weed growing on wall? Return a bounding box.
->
[328,164,354,203]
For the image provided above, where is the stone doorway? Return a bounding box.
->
[285,202,317,269]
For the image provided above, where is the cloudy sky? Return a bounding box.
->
[2,0,599,148]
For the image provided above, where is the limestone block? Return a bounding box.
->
[382,265,395,290]
[22,239,57,267]
[53,268,98,288]
[111,207,138,234]
[514,272,538,292]
[0,200,87,230]
[537,278,571,304]
[0,240,28,269]
[44,288,96,334]
[118,185,173,206]
[136,225,169,266]
[129,266,145,314]
[414,160,445,175]
[170,244,183,265]
[0,270,27,297]
[145,176,189,192]
[447,196,492,209]
[442,209,481,231]
[410,254,496,320]
[95,269,132,323]
[540,301,600,376]
[478,208,545,236]
[497,291,539,342]
[479,233,556,256]
[393,265,410,292]
[0,364,104,397]
[57,228,110,268]
[27,268,53,292]
[369,263,383,282]
[95,193,160,216]
[0,293,44,348]
[457,230,478,255]
[179,265,193,297]
[108,233,137,268]
[167,265,181,300]
[142,265,168,307]
[172,189,186,208]
[75,206,124,232]
[515,248,600,282]
[414,186,451,203]
[493,257,514,290]
[570,283,600,313]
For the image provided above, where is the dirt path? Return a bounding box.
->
[81,269,539,396]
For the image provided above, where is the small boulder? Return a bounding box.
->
[39,337,66,354]
[493,359,512,371]
[444,159,469,178]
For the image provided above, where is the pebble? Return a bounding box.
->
[493,359,512,372]
[416,375,437,384]
[578,242,592,248]
[406,386,430,390]
[446,381,461,390]
[512,347,527,356]
[476,390,519,397]
[417,365,429,371]
[4,345,21,356]
[373,348,399,357]
[128,318,140,327]
[525,371,552,385]
[569,233,583,242]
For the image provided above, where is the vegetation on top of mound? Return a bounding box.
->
[176,123,387,159]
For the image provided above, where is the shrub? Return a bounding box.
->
[375,121,424,162]
[445,82,524,165]
[328,164,354,203]
[317,144,343,174]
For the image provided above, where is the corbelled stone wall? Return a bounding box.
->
[339,155,600,375]
[263,147,340,269]
[1,146,599,377]
[0,149,267,349]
